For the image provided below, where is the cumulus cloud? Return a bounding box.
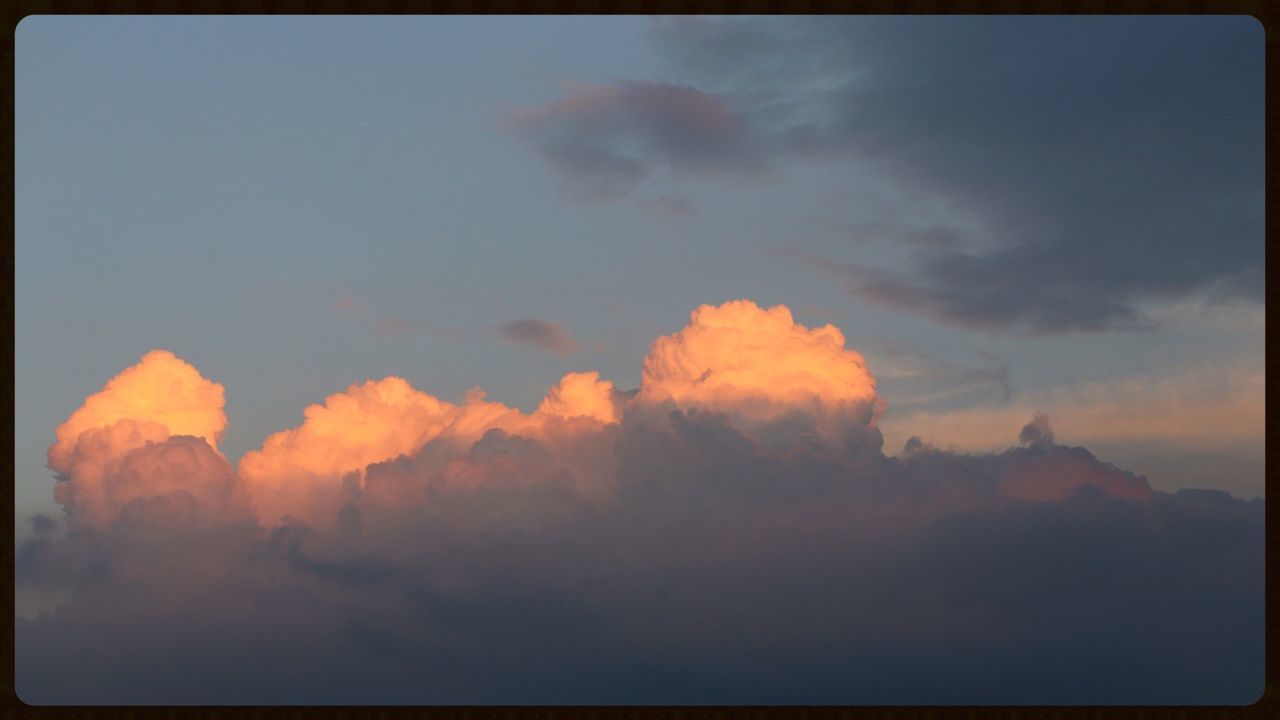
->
[48,349,226,475]
[237,377,459,526]
[19,300,1263,704]
[637,300,883,456]
[536,371,623,424]
[45,350,235,528]
[498,318,580,355]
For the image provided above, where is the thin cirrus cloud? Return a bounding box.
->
[16,299,1262,704]
[497,318,580,355]
[513,17,1263,335]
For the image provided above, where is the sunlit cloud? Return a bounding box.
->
[46,350,231,528]
[536,371,623,424]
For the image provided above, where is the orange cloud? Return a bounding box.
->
[48,302,892,527]
[236,377,564,525]
[537,371,621,424]
[637,300,880,446]
[49,350,227,475]
[237,377,459,526]
[47,350,231,527]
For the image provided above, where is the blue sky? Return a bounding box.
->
[16,15,1264,527]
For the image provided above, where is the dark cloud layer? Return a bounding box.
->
[516,17,1262,333]
[16,406,1262,704]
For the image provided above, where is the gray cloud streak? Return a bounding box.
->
[497,318,579,355]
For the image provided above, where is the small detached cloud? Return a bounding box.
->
[498,318,580,356]
[1019,412,1055,448]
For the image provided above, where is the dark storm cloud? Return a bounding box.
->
[522,16,1263,333]
[497,318,579,355]
[15,406,1263,704]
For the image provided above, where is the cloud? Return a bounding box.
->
[536,371,623,424]
[237,377,460,526]
[622,17,1263,333]
[45,350,232,528]
[498,318,580,355]
[48,349,226,475]
[507,80,768,203]
[1018,412,1054,447]
[636,300,882,456]
[18,299,1263,703]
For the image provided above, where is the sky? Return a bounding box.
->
[13,15,1265,705]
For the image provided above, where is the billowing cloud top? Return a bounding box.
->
[640,300,876,408]
[638,300,880,451]
[537,371,621,424]
[238,377,457,525]
[48,349,226,473]
[46,350,231,528]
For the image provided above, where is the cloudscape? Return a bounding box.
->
[15,15,1263,706]
[17,300,1263,704]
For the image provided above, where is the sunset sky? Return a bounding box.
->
[14,15,1265,705]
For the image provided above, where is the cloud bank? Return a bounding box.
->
[17,300,1263,704]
